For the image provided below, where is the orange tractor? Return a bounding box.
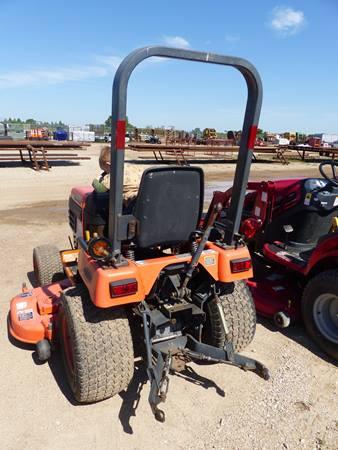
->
[9,46,269,421]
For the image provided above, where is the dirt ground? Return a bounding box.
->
[0,143,337,450]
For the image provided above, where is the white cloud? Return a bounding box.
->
[0,55,122,89]
[163,35,190,49]
[94,55,122,68]
[0,66,110,88]
[270,6,305,36]
[225,34,240,43]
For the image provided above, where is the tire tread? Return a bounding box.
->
[33,244,64,286]
[60,285,134,403]
[206,281,256,352]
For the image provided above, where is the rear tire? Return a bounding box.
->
[302,270,338,360]
[33,245,64,286]
[204,281,256,352]
[59,285,134,403]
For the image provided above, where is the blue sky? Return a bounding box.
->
[0,0,337,133]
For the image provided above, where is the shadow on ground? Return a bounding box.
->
[257,316,338,367]
[125,158,277,166]
[6,305,337,435]
[7,316,230,436]
[0,161,81,169]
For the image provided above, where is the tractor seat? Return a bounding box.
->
[133,166,204,248]
[264,178,338,245]
[80,166,204,248]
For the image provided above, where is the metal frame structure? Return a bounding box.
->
[109,46,263,254]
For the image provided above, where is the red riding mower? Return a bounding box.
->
[8,46,269,422]
[208,161,338,359]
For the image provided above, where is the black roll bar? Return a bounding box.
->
[109,46,263,253]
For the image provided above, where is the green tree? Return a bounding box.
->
[105,115,135,132]
[105,115,111,128]
[191,127,202,136]
[257,128,264,138]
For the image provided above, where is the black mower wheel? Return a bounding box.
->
[36,339,51,362]
[302,270,338,360]
[204,281,256,352]
[33,245,64,286]
[59,285,134,403]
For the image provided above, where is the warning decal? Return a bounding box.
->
[304,193,312,206]
[17,309,34,321]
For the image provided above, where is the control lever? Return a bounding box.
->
[283,224,293,249]
[180,202,223,296]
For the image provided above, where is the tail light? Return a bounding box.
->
[110,279,138,298]
[241,218,261,239]
[230,258,252,273]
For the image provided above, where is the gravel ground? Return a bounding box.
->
[0,146,337,449]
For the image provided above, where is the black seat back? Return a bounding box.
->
[134,166,204,248]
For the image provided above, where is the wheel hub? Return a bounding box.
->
[313,293,338,344]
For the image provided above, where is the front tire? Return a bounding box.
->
[33,245,64,286]
[302,270,338,359]
[204,281,256,352]
[59,285,134,403]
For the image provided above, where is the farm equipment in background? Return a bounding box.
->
[145,129,161,144]
[53,128,68,141]
[282,131,297,143]
[26,128,49,140]
[307,136,322,148]
[208,161,338,359]
[203,128,217,140]
[8,46,269,422]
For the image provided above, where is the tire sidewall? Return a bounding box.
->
[32,254,41,285]
[302,271,338,359]
[58,302,79,398]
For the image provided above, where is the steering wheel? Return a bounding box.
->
[319,161,338,187]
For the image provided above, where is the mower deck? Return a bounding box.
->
[245,253,301,324]
[9,279,71,344]
[247,276,301,323]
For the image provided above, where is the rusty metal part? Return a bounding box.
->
[26,145,49,171]
[171,352,187,372]
[0,139,84,148]
[0,144,90,169]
